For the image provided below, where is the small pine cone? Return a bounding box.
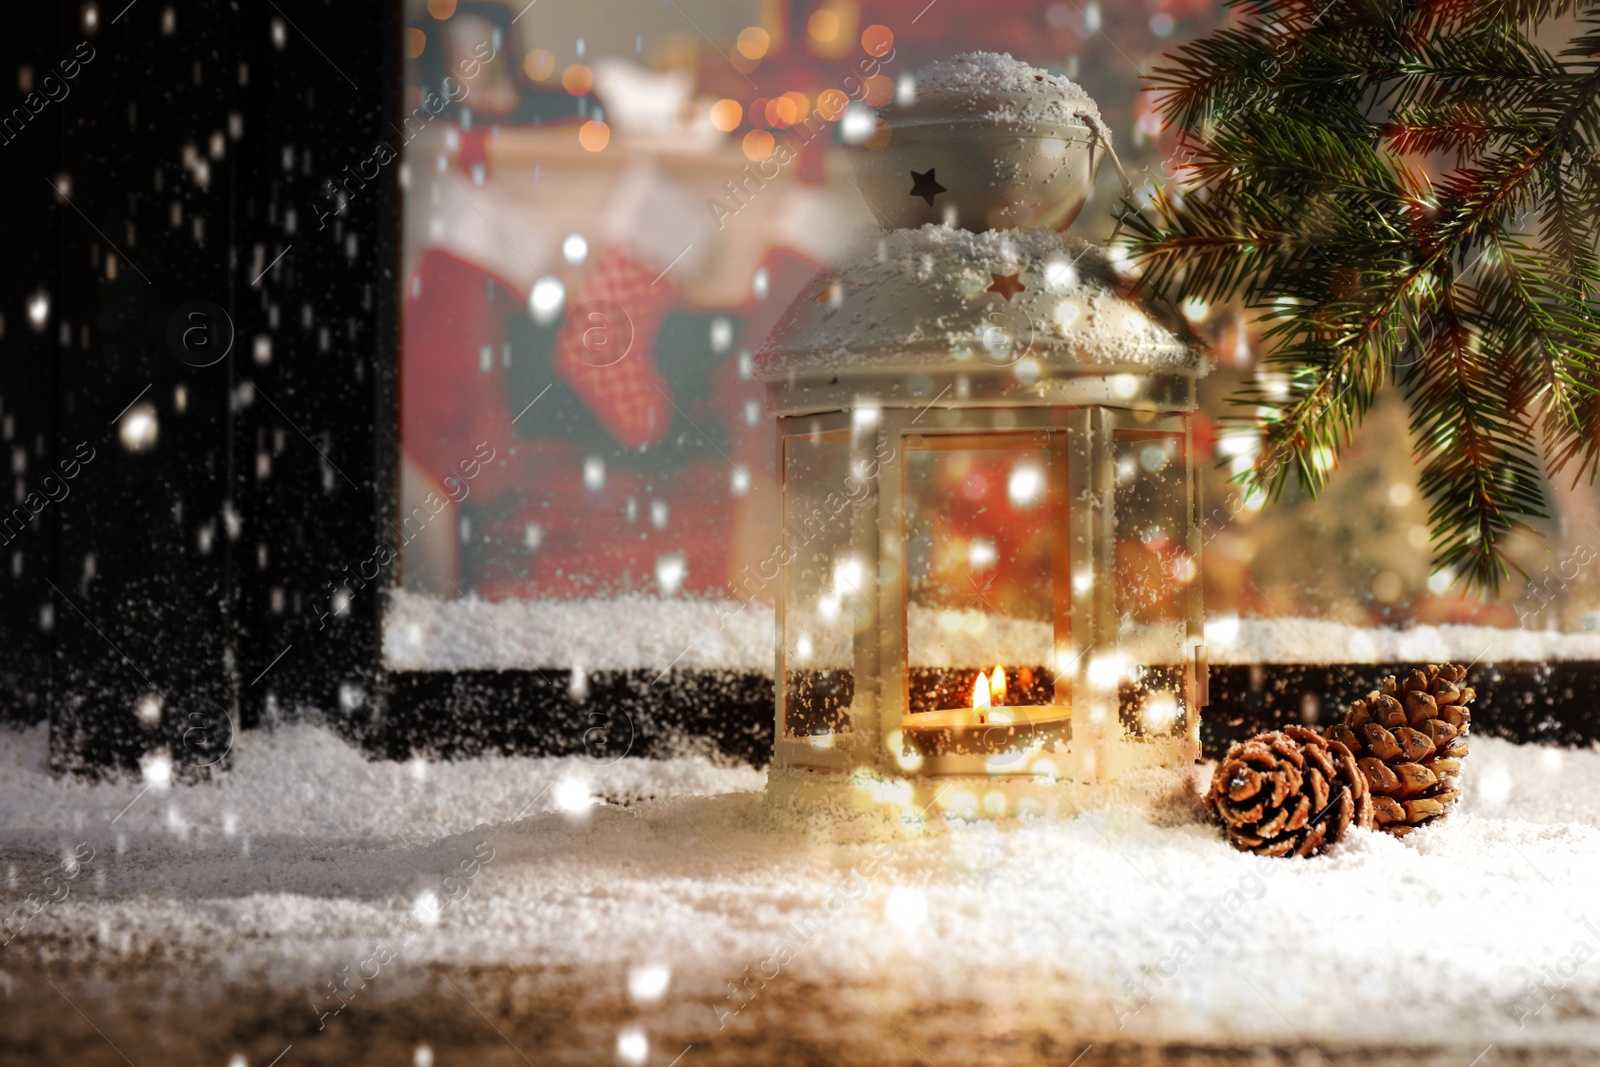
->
[1328,663,1474,837]
[1205,725,1374,857]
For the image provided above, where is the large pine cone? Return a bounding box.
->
[1327,664,1472,836]
[1205,725,1373,857]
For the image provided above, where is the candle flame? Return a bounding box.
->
[972,671,991,711]
[989,665,1006,705]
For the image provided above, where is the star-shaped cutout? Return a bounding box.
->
[909,168,947,206]
[986,272,1026,301]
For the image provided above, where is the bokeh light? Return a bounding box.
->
[765,96,797,128]
[783,90,811,121]
[523,49,555,81]
[808,9,841,43]
[815,88,848,120]
[742,129,775,161]
[710,98,743,132]
[578,120,611,152]
[562,63,594,95]
[736,26,770,60]
[861,24,893,56]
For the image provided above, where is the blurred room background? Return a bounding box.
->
[394,0,1600,654]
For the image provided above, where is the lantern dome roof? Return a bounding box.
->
[891,51,1107,133]
[754,225,1211,383]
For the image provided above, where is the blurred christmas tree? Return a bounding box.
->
[1122,0,1600,592]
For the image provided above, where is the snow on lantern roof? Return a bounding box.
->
[754,225,1211,381]
[895,51,1107,133]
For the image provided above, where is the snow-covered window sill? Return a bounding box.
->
[382,590,1600,672]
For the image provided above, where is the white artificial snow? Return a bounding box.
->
[1204,615,1600,665]
[907,51,1105,132]
[4,718,1600,1057]
[383,587,775,672]
[385,590,1600,671]
[0,720,763,842]
[755,227,1204,375]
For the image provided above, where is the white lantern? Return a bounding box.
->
[755,53,1213,817]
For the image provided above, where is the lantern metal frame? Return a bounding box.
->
[767,366,1208,796]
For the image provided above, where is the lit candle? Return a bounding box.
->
[900,662,1068,752]
[969,666,1013,726]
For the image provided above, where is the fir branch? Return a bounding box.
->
[1461,0,1586,29]
[1476,235,1593,444]
[1383,102,1497,160]
[1402,278,1548,588]
[1123,0,1600,591]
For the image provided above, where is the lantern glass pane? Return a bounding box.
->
[1113,429,1190,738]
[900,432,1071,759]
[780,431,857,738]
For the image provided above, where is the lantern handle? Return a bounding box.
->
[1082,111,1134,202]
[1082,112,1138,243]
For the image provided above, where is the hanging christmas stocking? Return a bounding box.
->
[552,245,675,449]
[403,247,524,486]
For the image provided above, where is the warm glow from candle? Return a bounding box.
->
[972,671,991,711]
[989,665,1006,705]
